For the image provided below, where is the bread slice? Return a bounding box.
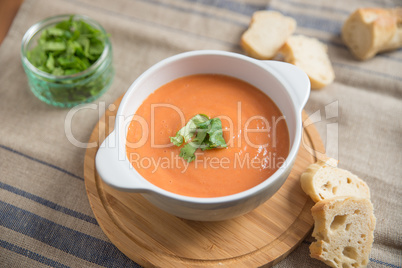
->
[341,7,402,60]
[280,35,335,89]
[310,197,376,268]
[241,11,296,60]
[300,158,370,203]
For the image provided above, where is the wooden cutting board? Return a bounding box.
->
[84,95,325,267]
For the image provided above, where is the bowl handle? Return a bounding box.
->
[262,61,310,111]
[95,130,151,192]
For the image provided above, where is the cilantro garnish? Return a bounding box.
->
[170,114,227,162]
[27,15,106,76]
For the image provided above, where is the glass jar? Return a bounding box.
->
[20,14,114,108]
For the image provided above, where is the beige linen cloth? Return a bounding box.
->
[0,0,401,267]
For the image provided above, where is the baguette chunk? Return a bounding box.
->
[241,11,296,60]
[342,7,402,60]
[280,35,335,89]
[300,159,370,202]
[310,197,376,268]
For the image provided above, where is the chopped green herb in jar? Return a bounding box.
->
[22,15,114,107]
[27,15,106,76]
[170,114,227,162]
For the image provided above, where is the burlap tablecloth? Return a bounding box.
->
[0,0,401,267]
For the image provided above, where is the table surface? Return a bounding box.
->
[0,0,401,267]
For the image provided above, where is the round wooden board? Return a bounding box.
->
[84,95,325,268]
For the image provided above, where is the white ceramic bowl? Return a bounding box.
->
[96,50,310,221]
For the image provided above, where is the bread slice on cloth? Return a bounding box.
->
[280,35,335,89]
[241,10,296,60]
[341,7,402,60]
[300,158,370,203]
[310,196,376,268]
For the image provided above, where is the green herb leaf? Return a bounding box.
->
[170,114,227,162]
[179,143,198,163]
[45,53,55,71]
[46,27,64,37]
[169,114,209,146]
[42,41,67,51]
[205,118,227,149]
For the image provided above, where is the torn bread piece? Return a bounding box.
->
[280,35,335,89]
[300,158,370,203]
[310,197,376,268]
[342,7,402,60]
[241,10,296,60]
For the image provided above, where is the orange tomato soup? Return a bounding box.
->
[126,74,289,197]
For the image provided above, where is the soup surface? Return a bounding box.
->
[126,74,289,197]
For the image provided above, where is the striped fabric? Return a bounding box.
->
[0,0,401,267]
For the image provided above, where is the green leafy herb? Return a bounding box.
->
[24,15,113,106]
[170,114,227,162]
[27,15,106,76]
